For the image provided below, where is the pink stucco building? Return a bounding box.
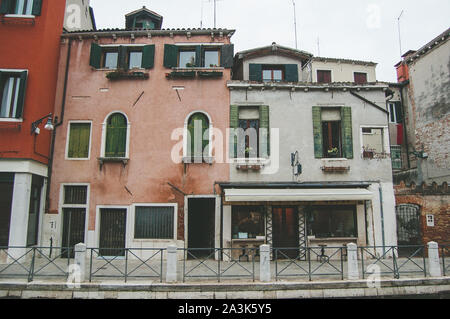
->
[46,7,234,257]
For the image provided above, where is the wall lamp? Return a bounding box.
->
[31,113,54,135]
[412,150,429,159]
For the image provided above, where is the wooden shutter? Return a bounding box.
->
[118,46,128,70]
[31,0,42,16]
[340,107,353,159]
[259,105,270,157]
[15,71,28,119]
[249,64,262,82]
[312,107,323,158]
[163,44,178,68]
[105,114,127,158]
[141,45,155,69]
[0,0,12,14]
[89,43,102,69]
[230,105,239,158]
[285,64,299,82]
[220,44,234,68]
[195,45,202,67]
[68,123,91,158]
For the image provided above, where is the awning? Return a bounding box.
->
[224,188,373,202]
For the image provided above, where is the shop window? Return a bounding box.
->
[307,206,357,238]
[232,206,265,239]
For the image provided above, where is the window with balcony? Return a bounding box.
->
[89,44,155,70]
[163,44,234,69]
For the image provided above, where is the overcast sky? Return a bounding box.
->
[90,0,450,82]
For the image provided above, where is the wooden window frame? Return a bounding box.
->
[322,120,343,158]
[65,121,92,161]
[262,65,285,82]
[354,72,368,85]
[317,69,332,83]
[100,111,130,159]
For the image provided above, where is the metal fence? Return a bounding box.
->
[1,244,449,283]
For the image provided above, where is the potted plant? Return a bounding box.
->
[327,147,339,158]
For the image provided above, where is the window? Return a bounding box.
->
[317,70,332,83]
[249,64,298,82]
[89,43,155,70]
[230,105,270,159]
[67,122,91,159]
[186,112,210,161]
[362,127,384,156]
[0,0,42,16]
[354,72,367,84]
[391,145,402,169]
[307,206,357,238]
[134,206,175,239]
[312,107,353,159]
[388,102,402,124]
[0,70,27,119]
[262,66,283,82]
[105,113,128,158]
[232,206,265,239]
[163,44,234,69]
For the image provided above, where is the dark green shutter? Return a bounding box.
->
[89,43,102,69]
[15,71,28,119]
[68,123,91,158]
[118,46,128,70]
[163,44,178,68]
[249,64,262,82]
[0,0,12,14]
[230,105,239,158]
[141,45,155,69]
[195,45,202,67]
[220,44,234,68]
[312,107,323,158]
[285,64,299,82]
[31,0,42,16]
[105,114,127,158]
[341,107,353,159]
[259,105,270,157]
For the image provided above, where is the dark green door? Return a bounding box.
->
[61,208,86,258]
[0,173,14,247]
[99,208,127,257]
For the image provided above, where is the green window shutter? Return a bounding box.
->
[312,106,323,158]
[163,44,178,68]
[259,105,270,157]
[105,114,127,158]
[341,107,354,159]
[285,64,299,82]
[118,46,128,70]
[68,123,91,158]
[15,71,28,119]
[220,44,234,68]
[195,45,202,67]
[249,64,262,82]
[230,105,239,158]
[0,0,13,14]
[89,43,102,69]
[31,0,42,16]
[141,45,155,69]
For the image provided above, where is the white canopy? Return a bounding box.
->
[224,188,373,202]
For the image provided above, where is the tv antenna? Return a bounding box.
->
[201,0,224,28]
[292,0,299,49]
[397,10,404,57]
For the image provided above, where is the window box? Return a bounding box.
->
[321,158,350,173]
[166,71,196,79]
[98,157,129,170]
[106,70,149,80]
[197,71,223,78]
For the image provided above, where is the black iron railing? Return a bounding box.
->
[442,245,449,277]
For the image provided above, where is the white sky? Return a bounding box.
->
[90,0,450,82]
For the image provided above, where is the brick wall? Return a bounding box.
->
[394,181,450,246]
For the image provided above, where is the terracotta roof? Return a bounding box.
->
[312,56,377,66]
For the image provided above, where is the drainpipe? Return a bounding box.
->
[45,38,72,213]
[378,185,386,255]
[398,83,411,169]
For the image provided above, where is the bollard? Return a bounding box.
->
[166,245,178,283]
[74,243,87,282]
[427,241,442,277]
[347,243,359,280]
[259,245,271,282]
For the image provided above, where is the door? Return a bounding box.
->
[61,208,86,258]
[0,174,14,247]
[272,207,299,259]
[188,198,216,258]
[99,208,127,257]
[396,204,422,257]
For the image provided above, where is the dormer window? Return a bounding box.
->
[249,64,298,82]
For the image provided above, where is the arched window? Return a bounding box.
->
[105,113,128,158]
[187,112,210,160]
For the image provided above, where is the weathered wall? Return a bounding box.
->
[309,60,377,83]
[407,39,450,184]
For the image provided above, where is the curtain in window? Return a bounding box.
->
[187,113,209,159]
[105,113,127,158]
